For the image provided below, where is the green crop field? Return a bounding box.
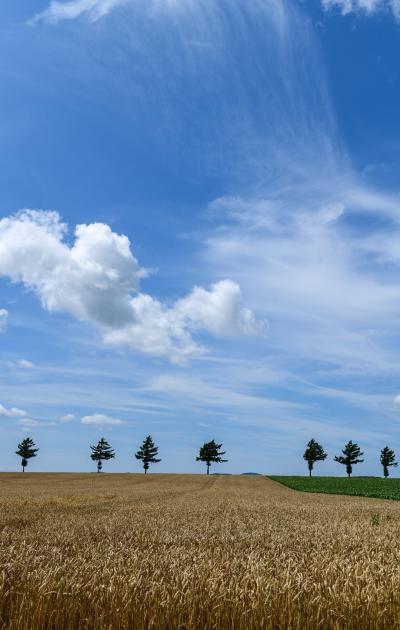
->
[269,476,400,500]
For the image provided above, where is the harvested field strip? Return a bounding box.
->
[1,473,400,629]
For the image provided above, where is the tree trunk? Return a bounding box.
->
[144,468,147,474]
[22,466,25,473]
[309,469,312,477]
[207,463,210,475]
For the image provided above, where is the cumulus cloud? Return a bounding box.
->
[0,210,258,361]
[175,281,260,336]
[0,210,142,328]
[104,280,261,361]
[60,413,76,422]
[322,0,400,21]
[0,309,8,332]
[16,359,35,369]
[33,0,129,23]
[0,403,28,418]
[81,413,124,426]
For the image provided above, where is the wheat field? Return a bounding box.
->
[1,473,400,629]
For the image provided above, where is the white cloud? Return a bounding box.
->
[1,403,51,429]
[0,210,258,361]
[81,413,125,426]
[0,309,8,332]
[0,210,142,329]
[321,0,400,21]
[60,413,76,422]
[16,359,35,369]
[174,280,261,337]
[0,403,28,418]
[33,0,129,23]
[104,280,261,362]
[205,184,400,375]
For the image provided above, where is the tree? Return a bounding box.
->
[334,441,364,478]
[90,438,115,472]
[135,435,161,474]
[16,437,38,472]
[380,446,398,478]
[196,440,227,475]
[303,439,327,477]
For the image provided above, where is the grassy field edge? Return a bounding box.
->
[268,475,400,500]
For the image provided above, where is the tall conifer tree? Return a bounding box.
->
[15,437,38,472]
[380,446,398,478]
[196,440,227,475]
[135,435,161,474]
[334,441,364,478]
[90,438,115,472]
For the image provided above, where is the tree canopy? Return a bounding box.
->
[196,440,227,475]
[135,435,161,474]
[90,438,115,472]
[380,446,398,478]
[303,439,327,477]
[15,437,39,472]
[334,441,364,478]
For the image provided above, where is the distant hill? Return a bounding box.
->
[241,472,262,476]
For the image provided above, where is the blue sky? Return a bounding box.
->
[1,0,400,474]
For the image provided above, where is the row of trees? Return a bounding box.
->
[15,437,227,474]
[15,436,399,478]
[304,439,398,478]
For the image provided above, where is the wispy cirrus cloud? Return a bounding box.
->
[205,179,400,376]
[321,0,400,21]
[17,418,41,427]
[0,309,8,333]
[33,0,129,23]
[16,417,57,428]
